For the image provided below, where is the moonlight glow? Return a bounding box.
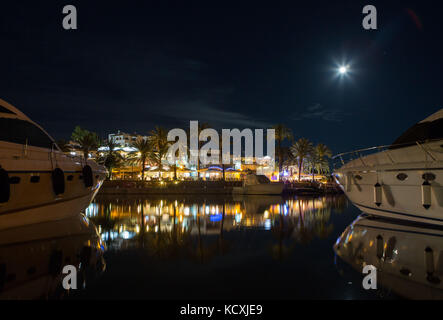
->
[338,66,348,75]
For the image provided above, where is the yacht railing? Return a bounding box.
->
[332,139,441,169]
[0,142,86,165]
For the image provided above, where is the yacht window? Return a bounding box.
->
[390,118,443,149]
[9,177,20,184]
[0,118,53,149]
[422,173,436,181]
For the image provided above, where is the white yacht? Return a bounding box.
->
[333,109,443,226]
[232,173,284,195]
[334,215,443,299]
[0,98,106,230]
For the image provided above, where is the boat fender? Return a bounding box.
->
[425,247,441,284]
[0,168,10,203]
[376,235,383,260]
[52,168,65,195]
[425,247,435,275]
[80,246,92,268]
[48,250,63,276]
[422,181,431,210]
[385,237,396,260]
[0,263,5,291]
[82,165,94,188]
[373,183,382,207]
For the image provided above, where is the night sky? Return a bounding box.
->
[0,0,442,154]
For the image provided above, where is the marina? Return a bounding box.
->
[0,0,442,305]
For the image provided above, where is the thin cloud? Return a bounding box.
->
[152,100,272,129]
[292,104,349,122]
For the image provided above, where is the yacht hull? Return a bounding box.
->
[339,172,443,226]
[0,141,106,230]
[334,141,443,226]
[0,185,102,230]
[352,192,443,226]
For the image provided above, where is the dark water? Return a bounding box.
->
[63,194,394,300]
[3,194,420,299]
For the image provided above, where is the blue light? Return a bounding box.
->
[210,214,223,222]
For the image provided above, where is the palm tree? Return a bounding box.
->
[71,126,100,160]
[149,126,171,179]
[272,124,293,178]
[315,143,332,159]
[130,137,152,180]
[98,139,124,179]
[309,143,332,182]
[290,138,313,182]
[171,163,179,180]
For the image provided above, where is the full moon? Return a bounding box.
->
[338,66,348,74]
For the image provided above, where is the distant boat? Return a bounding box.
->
[333,109,443,226]
[233,173,284,195]
[335,214,443,299]
[0,98,107,230]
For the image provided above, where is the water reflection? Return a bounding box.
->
[86,195,348,262]
[335,215,443,299]
[0,214,105,299]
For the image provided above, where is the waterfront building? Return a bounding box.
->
[108,130,148,147]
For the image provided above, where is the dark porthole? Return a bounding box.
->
[30,176,40,183]
[422,173,436,181]
[67,175,74,181]
[396,173,408,181]
[9,177,20,184]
